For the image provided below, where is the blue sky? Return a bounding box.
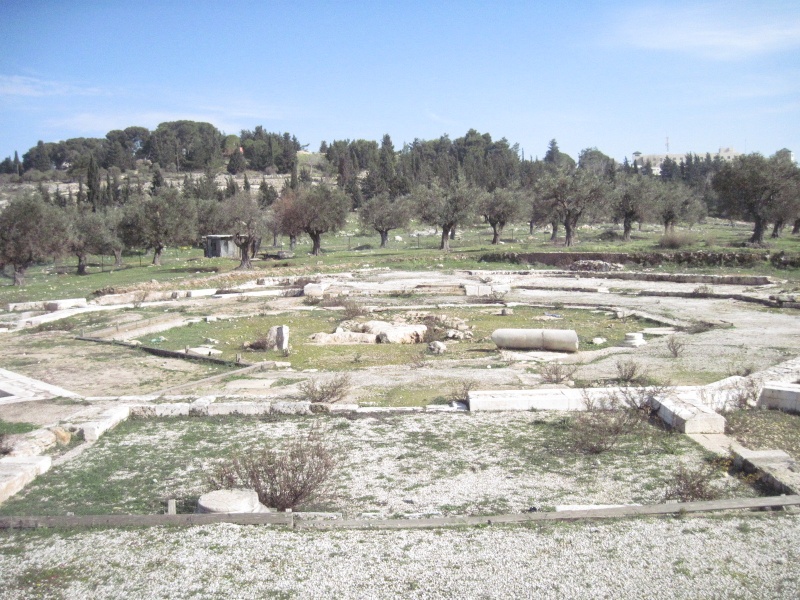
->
[1,0,799,163]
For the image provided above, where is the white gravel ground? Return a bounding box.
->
[1,514,799,598]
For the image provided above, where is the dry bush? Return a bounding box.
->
[299,374,352,404]
[657,232,696,249]
[663,463,722,503]
[408,350,429,369]
[616,359,647,384]
[341,298,368,320]
[422,316,446,344]
[570,392,642,454]
[206,425,337,511]
[540,362,577,384]
[448,379,477,403]
[666,335,686,358]
[249,336,270,351]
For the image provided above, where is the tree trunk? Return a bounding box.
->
[273,232,279,246]
[289,235,297,250]
[235,239,253,270]
[379,230,389,248]
[439,226,451,251]
[76,253,88,276]
[152,246,163,266]
[564,218,575,247]
[550,220,559,241]
[750,217,766,244]
[310,232,322,256]
[13,266,25,286]
[113,249,123,268]
[792,218,800,235]
[449,226,456,240]
[529,220,535,235]
[771,219,784,239]
[623,215,633,241]
[490,222,502,244]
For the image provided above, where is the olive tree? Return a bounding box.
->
[415,179,481,251]
[359,192,410,247]
[479,188,520,244]
[535,169,607,246]
[0,193,69,285]
[290,185,350,255]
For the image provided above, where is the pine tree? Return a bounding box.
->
[243,173,251,192]
[87,153,101,211]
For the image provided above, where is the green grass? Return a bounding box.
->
[0,412,748,517]
[131,305,653,371]
[0,420,38,435]
[3,215,798,308]
[726,409,800,460]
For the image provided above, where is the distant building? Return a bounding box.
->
[631,147,742,176]
[204,235,239,258]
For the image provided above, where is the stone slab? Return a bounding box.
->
[44,298,87,312]
[196,489,274,514]
[468,389,586,411]
[651,394,726,434]
[80,406,130,442]
[0,455,51,503]
[758,383,800,413]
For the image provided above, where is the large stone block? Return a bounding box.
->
[196,489,274,513]
[468,389,586,411]
[0,456,51,503]
[304,283,329,297]
[44,298,87,312]
[491,328,579,352]
[758,383,800,413]
[81,406,130,442]
[651,395,726,434]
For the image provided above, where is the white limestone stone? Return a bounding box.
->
[186,347,223,357]
[621,332,647,347]
[207,403,271,416]
[44,298,88,312]
[304,283,329,297]
[196,489,274,514]
[758,383,800,413]
[491,328,579,352]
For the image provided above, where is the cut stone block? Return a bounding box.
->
[650,394,726,434]
[44,298,87,312]
[196,489,274,514]
[265,325,290,351]
[5,429,57,456]
[468,389,586,411]
[555,503,640,512]
[304,283,328,297]
[464,284,493,296]
[271,401,312,415]
[621,332,647,347]
[80,406,130,442]
[491,328,579,352]
[758,383,800,413]
[0,455,51,503]
[309,331,377,344]
[186,347,223,357]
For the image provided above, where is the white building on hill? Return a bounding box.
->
[631,147,742,175]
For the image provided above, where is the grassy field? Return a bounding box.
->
[0,412,759,517]
[2,215,799,306]
[131,305,653,371]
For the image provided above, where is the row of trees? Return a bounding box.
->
[0,121,301,176]
[1,135,798,285]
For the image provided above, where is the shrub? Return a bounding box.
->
[540,362,577,384]
[341,298,368,319]
[206,425,337,511]
[570,392,641,454]
[616,359,647,384]
[657,232,696,249]
[666,335,686,358]
[448,379,477,404]
[663,463,722,503]
[299,374,352,403]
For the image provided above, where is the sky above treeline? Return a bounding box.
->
[1,0,799,164]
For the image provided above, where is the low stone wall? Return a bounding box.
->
[481,251,769,270]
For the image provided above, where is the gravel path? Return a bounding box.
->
[1,514,798,598]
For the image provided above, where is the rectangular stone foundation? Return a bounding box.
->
[758,383,800,413]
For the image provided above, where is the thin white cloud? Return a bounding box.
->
[613,5,800,60]
[0,75,106,97]
[425,109,457,127]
